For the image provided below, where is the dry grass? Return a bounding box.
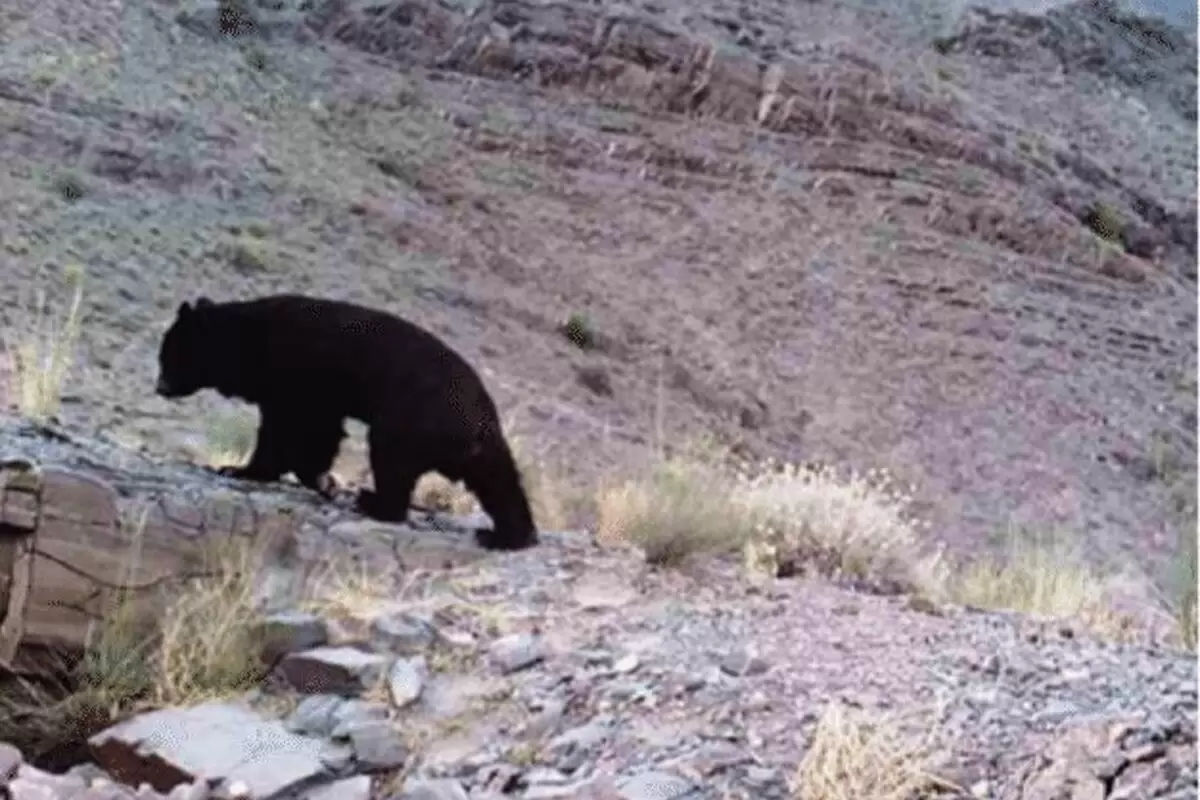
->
[300,558,398,622]
[929,526,1138,641]
[148,538,271,706]
[508,433,581,531]
[735,462,930,591]
[0,533,270,760]
[596,455,755,566]
[413,472,479,515]
[596,451,931,587]
[1,264,86,424]
[194,407,259,469]
[792,701,954,800]
[1167,525,1197,651]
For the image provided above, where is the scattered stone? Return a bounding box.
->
[613,654,640,674]
[522,698,567,739]
[301,776,372,800]
[329,700,390,738]
[718,651,769,678]
[572,575,638,610]
[285,695,347,738]
[616,771,698,800]
[339,720,409,772]
[372,613,436,655]
[546,720,613,772]
[388,656,427,709]
[392,779,470,800]
[488,634,545,675]
[0,742,22,780]
[88,702,333,797]
[277,646,391,695]
[257,611,330,665]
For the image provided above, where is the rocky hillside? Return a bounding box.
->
[0,0,1195,589]
[0,420,1196,800]
[0,0,1196,797]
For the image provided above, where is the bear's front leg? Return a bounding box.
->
[214,405,292,484]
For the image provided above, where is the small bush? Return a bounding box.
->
[560,312,596,350]
[197,408,258,469]
[227,237,269,274]
[53,170,87,203]
[735,462,929,592]
[793,702,952,800]
[1084,202,1126,243]
[150,539,268,706]
[414,472,478,515]
[244,45,268,72]
[934,527,1134,640]
[596,457,753,566]
[2,265,87,424]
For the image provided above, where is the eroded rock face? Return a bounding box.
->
[0,420,496,677]
[1005,712,1198,800]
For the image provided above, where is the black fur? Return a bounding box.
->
[155,293,537,551]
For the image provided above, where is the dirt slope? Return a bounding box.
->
[0,0,1195,588]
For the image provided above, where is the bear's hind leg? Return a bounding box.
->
[356,426,424,523]
[458,435,538,551]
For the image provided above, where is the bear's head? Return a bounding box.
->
[155,297,217,399]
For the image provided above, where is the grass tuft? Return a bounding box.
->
[735,462,928,592]
[2,265,87,424]
[596,455,753,566]
[195,407,259,469]
[929,526,1138,641]
[793,702,954,800]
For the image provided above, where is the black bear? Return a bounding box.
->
[154,293,538,551]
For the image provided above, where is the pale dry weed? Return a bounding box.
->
[734,461,929,590]
[596,456,755,565]
[195,407,259,469]
[932,527,1138,642]
[2,264,86,423]
[793,702,954,800]
[150,537,270,706]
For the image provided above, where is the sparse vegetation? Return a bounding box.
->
[931,526,1136,641]
[792,702,954,800]
[596,451,931,588]
[1083,201,1127,243]
[414,472,479,515]
[227,236,270,274]
[2,265,87,424]
[1170,526,1197,651]
[52,170,87,203]
[243,45,268,72]
[735,462,929,592]
[596,455,756,566]
[196,407,259,469]
[560,312,596,350]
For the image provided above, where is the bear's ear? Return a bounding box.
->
[176,300,193,318]
[195,296,215,310]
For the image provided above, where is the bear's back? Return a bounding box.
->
[218,294,498,433]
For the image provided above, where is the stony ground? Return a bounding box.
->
[1,418,1197,799]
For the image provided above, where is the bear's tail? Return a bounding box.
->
[467,430,539,551]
